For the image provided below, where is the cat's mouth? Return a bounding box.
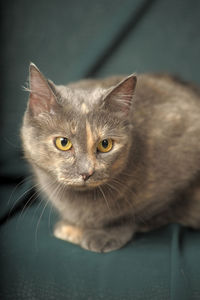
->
[72,181,107,190]
[59,176,107,190]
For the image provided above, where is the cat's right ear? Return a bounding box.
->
[28,63,58,116]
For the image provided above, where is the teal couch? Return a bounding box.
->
[1,0,200,299]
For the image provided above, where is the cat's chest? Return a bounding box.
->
[49,187,114,228]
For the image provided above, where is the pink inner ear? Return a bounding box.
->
[29,93,53,115]
[28,64,57,116]
[105,75,137,114]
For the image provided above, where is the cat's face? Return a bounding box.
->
[21,64,136,190]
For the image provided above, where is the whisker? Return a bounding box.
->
[48,203,54,235]
[17,183,44,222]
[104,183,122,212]
[8,178,38,219]
[34,181,63,249]
[111,177,137,196]
[98,185,113,214]
[31,197,45,225]
[30,180,57,223]
[15,177,56,225]
[7,175,33,207]
[105,182,134,212]
[3,137,22,149]
[34,200,50,251]
[108,178,147,225]
[48,183,66,235]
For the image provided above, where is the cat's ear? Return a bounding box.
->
[28,63,58,116]
[103,74,137,115]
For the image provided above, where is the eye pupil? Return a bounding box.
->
[61,137,68,147]
[97,138,113,153]
[102,139,108,148]
[55,137,72,151]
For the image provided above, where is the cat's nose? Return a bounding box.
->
[80,170,94,181]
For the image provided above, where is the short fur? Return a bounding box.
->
[21,64,200,252]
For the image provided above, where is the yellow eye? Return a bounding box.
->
[97,139,113,153]
[54,137,72,151]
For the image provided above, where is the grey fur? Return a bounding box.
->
[21,64,200,252]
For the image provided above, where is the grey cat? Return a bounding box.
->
[21,63,200,253]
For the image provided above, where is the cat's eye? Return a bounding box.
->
[54,137,72,151]
[97,139,113,153]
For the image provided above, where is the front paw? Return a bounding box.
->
[54,222,83,245]
[81,230,125,253]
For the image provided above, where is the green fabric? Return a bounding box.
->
[1,0,200,299]
[1,202,200,299]
[98,0,200,84]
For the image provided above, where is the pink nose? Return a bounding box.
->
[81,173,91,181]
[80,170,94,181]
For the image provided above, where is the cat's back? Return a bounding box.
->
[67,73,200,101]
[133,74,200,128]
[65,73,200,128]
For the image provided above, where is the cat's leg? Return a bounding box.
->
[54,221,135,253]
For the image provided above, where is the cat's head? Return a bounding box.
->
[21,64,137,190]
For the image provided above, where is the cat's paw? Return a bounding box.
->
[54,222,83,245]
[81,230,125,253]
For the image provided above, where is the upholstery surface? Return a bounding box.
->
[1,204,200,300]
[1,0,200,299]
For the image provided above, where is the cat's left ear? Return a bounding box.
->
[28,63,58,116]
[103,74,137,116]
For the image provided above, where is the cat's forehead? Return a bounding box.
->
[56,85,106,113]
[49,85,120,140]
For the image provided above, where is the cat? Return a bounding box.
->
[21,63,200,253]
